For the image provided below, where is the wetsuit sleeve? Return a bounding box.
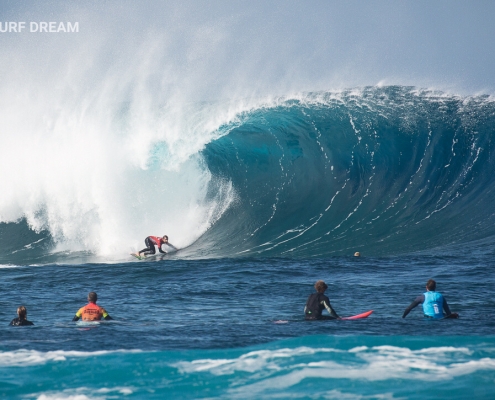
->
[72,307,83,321]
[402,294,424,318]
[442,296,452,316]
[322,296,339,319]
[101,308,113,320]
[158,241,167,254]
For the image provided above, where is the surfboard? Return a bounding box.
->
[130,253,145,260]
[275,310,373,324]
[340,310,373,320]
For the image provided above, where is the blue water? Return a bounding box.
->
[1,87,495,398]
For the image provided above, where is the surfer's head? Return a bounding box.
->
[426,279,436,291]
[162,235,168,241]
[315,280,328,293]
[88,292,98,303]
[17,306,27,319]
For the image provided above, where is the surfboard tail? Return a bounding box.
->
[340,310,373,320]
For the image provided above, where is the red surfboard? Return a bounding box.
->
[340,310,373,320]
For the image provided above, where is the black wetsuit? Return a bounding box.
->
[9,318,34,326]
[402,294,452,318]
[305,292,340,320]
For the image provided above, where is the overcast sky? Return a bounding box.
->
[1,0,495,99]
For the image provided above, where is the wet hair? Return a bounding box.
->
[17,306,27,319]
[88,292,98,302]
[426,279,436,291]
[314,280,328,293]
[162,235,168,240]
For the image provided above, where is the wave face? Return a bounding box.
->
[192,86,495,257]
[1,86,495,262]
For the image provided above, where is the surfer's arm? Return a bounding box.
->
[102,309,113,320]
[72,308,83,321]
[158,244,167,254]
[322,300,339,319]
[442,296,452,316]
[402,295,424,318]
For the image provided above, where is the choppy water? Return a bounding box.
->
[1,254,495,398]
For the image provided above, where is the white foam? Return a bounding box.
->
[33,386,134,400]
[0,349,141,367]
[172,345,495,397]
[174,347,342,374]
[0,264,25,269]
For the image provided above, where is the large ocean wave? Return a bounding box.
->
[193,86,495,257]
[1,86,495,262]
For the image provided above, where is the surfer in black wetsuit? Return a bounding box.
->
[9,306,34,326]
[305,280,340,320]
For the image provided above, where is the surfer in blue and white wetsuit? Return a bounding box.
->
[402,279,458,319]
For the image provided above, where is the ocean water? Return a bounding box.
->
[1,87,495,398]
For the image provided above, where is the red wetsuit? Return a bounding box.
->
[149,236,166,247]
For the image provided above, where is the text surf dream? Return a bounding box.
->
[0,22,79,33]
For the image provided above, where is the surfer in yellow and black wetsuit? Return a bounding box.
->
[72,292,113,321]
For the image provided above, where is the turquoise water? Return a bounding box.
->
[2,336,495,399]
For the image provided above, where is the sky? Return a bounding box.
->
[1,0,494,99]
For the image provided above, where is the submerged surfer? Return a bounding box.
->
[402,279,458,319]
[304,280,340,320]
[72,292,113,321]
[135,235,178,258]
[9,306,34,326]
